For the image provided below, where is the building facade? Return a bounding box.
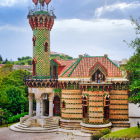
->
[24,0,130,133]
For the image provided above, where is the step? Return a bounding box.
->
[44,124,59,127]
[43,127,60,130]
[18,124,29,128]
[21,123,28,126]
[45,119,54,122]
[44,125,60,128]
[45,122,57,124]
[15,125,30,130]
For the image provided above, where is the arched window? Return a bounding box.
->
[104,96,110,119]
[92,69,105,83]
[82,96,88,118]
[32,60,36,76]
[33,38,35,47]
[45,42,48,52]
[62,101,65,109]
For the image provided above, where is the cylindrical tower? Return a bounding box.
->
[27,0,56,76]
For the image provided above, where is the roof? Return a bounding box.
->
[0,64,5,68]
[60,56,122,77]
[56,59,77,75]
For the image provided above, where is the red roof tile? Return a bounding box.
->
[56,59,77,75]
[60,57,122,77]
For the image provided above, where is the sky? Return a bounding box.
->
[0,0,140,61]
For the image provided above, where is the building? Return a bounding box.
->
[20,0,130,133]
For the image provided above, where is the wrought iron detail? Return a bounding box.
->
[23,74,58,82]
[27,5,56,19]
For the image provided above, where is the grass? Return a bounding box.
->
[0,122,17,128]
[13,59,32,65]
[104,127,140,139]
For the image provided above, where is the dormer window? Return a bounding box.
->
[89,62,107,83]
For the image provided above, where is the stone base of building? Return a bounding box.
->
[111,121,130,128]
[60,119,81,130]
[80,122,112,133]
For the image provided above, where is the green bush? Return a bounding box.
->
[100,128,111,135]
[8,112,28,124]
[91,133,103,140]
[91,128,111,140]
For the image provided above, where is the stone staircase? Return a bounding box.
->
[10,117,60,133]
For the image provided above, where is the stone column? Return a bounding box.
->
[49,97,53,117]
[41,99,44,116]
[28,94,34,117]
[36,98,41,118]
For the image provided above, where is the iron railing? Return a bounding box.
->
[23,74,58,82]
[27,5,56,19]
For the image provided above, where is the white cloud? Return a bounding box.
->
[94,1,140,18]
[51,18,136,60]
[0,24,28,32]
[0,0,27,7]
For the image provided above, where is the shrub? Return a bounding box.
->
[91,133,103,140]
[8,112,28,124]
[91,128,111,140]
[100,128,111,135]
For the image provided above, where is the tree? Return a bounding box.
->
[5,58,8,63]
[21,57,25,60]
[0,55,3,61]
[27,60,32,65]
[123,16,140,104]
[0,69,29,115]
[20,62,25,65]
[18,57,21,61]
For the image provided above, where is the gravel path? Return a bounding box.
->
[0,127,91,140]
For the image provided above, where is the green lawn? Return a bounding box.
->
[104,127,140,139]
[0,122,18,128]
[13,59,32,65]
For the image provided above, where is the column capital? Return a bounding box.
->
[36,98,41,102]
[28,94,34,101]
[48,97,53,102]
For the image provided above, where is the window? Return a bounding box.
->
[33,60,36,76]
[33,38,35,47]
[104,96,110,119]
[45,42,48,52]
[62,101,65,109]
[82,96,88,118]
[92,69,105,83]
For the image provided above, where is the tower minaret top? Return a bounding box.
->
[27,0,56,30]
[27,0,56,76]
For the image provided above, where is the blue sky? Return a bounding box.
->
[0,0,140,61]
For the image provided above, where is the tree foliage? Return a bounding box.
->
[0,66,29,116]
[123,16,140,104]
[0,55,3,61]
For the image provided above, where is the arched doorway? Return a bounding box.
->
[53,96,60,116]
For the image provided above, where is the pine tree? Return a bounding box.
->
[0,55,3,61]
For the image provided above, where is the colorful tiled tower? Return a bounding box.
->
[27,0,56,76]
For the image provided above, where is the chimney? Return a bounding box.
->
[122,59,127,65]
[104,54,108,58]
[79,55,82,58]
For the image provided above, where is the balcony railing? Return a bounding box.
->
[23,74,58,82]
[27,5,56,19]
